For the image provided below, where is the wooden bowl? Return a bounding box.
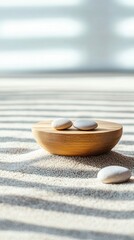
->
[32,120,123,156]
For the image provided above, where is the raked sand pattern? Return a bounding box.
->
[0,76,134,240]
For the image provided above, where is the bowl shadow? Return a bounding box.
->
[65,150,134,171]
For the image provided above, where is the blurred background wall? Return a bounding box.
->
[0,0,134,75]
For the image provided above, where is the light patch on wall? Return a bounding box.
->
[0,0,82,7]
[116,0,134,7]
[115,18,134,37]
[0,49,82,71]
[115,48,134,68]
[0,19,84,39]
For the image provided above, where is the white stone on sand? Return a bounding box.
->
[97,165,131,184]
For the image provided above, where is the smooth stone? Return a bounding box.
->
[51,118,72,130]
[97,165,131,184]
[73,119,98,131]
